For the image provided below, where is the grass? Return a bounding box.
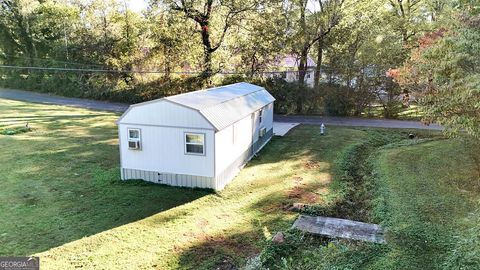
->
[0,125,32,135]
[370,138,480,269]
[0,98,374,269]
[258,135,480,269]
[0,99,210,258]
[360,104,424,120]
[3,98,476,269]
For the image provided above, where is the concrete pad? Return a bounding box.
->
[292,215,386,244]
[273,122,299,136]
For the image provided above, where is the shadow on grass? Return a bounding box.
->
[172,127,440,269]
[0,110,211,256]
[171,126,367,269]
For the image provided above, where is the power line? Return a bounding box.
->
[0,54,106,68]
[0,64,308,75]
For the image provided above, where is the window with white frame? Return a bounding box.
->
[259,109,263,123]
[127,128,141,150]
[185,133,205,155]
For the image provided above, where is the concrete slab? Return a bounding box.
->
[292,215,386,244]
[273,122,299,136]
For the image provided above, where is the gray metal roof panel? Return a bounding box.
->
[165,82,275,130]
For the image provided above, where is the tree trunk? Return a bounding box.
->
[199,21,214,78]
[314,38,323,88]
[298,48,308,85]
[163,46,171,81]
[250,50,257,77]
[202,48,213,78]
[296,47,309,113]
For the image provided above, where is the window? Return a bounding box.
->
[127,128,141,150]
[259,109,263,123]
[185,133,205,155]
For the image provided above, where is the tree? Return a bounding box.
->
[312,0,344,88]
[393,4,480,136]
[0,0,39,65]
[167,0,259,78]
[289,0,343,112]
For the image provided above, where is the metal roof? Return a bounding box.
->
[164,82,275,130]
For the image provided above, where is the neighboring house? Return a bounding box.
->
[117,82,275,191]
[265,55,317,87]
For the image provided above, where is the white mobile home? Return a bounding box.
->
[117,82,275,190]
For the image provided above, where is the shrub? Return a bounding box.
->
[322,84,356,116]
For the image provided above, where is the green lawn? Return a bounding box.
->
[360,104,424,120]
[260,134,480,269]
[0,98,371,269]
[0,99,209,257]
[2,98,477,270]
[370,138,480,269]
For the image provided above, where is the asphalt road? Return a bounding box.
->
[0,88,129,112]
[0,88,442,130]
[274,114,442,130]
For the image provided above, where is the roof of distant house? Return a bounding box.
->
[274,55,317,68]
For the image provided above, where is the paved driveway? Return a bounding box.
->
[0,88,442,130]
[273,122,300,136]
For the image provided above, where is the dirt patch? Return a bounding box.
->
[286,176,322,204]
[304,161,321,169]
[262,202,291,213]
[287,186,304,199]
[180,233,261,268]
[300,192,320,204]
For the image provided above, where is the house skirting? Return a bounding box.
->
[121,128,273,190]
[121,168,215,189]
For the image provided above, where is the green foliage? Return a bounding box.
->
[0,0,474,125]
[323,84,356,116]
[395,4,480,137]
[259,230,309,268]
[0,125,31,135]
[262,78,303,114]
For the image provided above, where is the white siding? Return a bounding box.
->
[120,124,214,177]
[118,100,213,130]
[215,102,274,176]
[284,70,315,87]
[251,102,274,143]
[215,114,253,176]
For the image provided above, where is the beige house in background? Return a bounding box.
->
[264,55,317,87]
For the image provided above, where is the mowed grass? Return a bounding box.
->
[256,135,480,270]
[0,98,369,269]
[0,99,210,257]
[370,138,480,269]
